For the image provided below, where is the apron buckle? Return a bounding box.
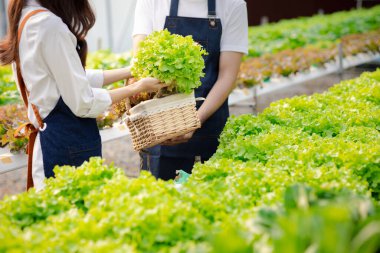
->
[39,123,47,132]
[208,15,217,27]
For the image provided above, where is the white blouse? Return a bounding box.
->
[14,1,112,190]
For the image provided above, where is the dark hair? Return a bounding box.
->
[0,0,96,67]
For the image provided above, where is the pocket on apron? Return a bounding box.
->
[68,139,102,167]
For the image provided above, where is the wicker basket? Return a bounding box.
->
[125,92,201,151]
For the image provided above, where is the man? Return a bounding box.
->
[133,0,248,180]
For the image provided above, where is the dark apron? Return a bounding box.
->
[141,0,228,179]
[39,97,102,178]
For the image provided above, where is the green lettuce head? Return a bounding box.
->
[131,29,207,94]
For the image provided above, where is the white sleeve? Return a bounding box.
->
[220,2,249,54]
[41,23,111,118]
[86,69,104,88]
[132,0,154,36]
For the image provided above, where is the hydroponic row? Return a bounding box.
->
[0,69,379,252]
[247,5,380,56]
[238,4,380,86]
[238,30,380,86]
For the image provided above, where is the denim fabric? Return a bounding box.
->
[40,97,101,178]
[141,0,227,179]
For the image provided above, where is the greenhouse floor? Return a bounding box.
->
[0,63,379,199]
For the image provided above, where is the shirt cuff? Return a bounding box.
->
[84,88,112,118]
[86,69,104,88]
[221,45,248,55]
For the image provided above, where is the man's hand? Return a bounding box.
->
[161,130,195,146]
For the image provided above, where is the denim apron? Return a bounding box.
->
[15,10,102,187]
[141,0,229,179]
[39,98,102,178]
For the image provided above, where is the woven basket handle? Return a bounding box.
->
[125,116,141,137]
[123,98,141,136]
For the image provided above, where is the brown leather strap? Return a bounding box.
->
[14,123,38,189]
[15,9,47,190]
[26,130,38,189]
[17,9,47,42]
[16,9,46,128]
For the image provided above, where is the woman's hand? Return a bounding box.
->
[135,78,167,93]
[103,67,132,86]
[108,77,166,105]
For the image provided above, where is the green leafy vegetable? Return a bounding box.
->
[132,29,207,94]
[248,6,380,57]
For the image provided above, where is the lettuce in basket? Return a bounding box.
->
[131,29,207,94]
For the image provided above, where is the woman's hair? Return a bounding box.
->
[0,0,95,67]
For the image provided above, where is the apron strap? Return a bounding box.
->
[16,9,46,129]
[15,9,47,190]
[208,0,216,17]
[169,0,216,17]
[17,9,47,41]
[169,0,179,17]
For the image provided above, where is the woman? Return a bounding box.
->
[0,0,165,190]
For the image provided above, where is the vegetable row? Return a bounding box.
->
[237,5,380,87]
[0,70,379,252]
[238,29,380,87]
[247,5,380,57]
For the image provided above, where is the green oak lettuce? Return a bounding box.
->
[0,70,379,252]
[131,29,207,94]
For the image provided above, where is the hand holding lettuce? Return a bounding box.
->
[131,29,207,97]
